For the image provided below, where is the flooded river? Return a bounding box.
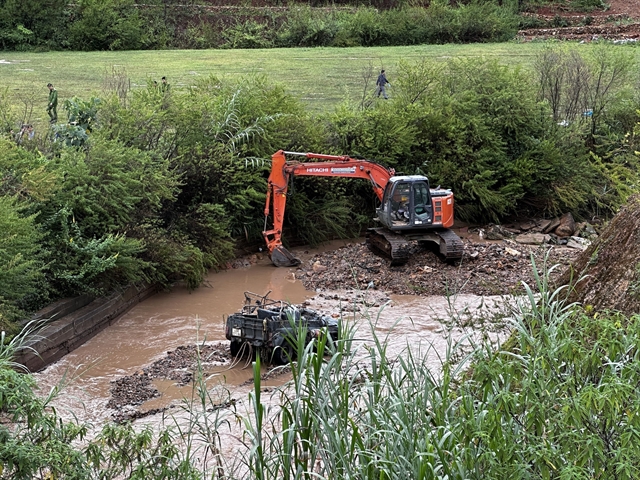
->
[33,243,508,433]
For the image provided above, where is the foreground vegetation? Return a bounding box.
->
[2,263,640,478]
[1,42,639,332]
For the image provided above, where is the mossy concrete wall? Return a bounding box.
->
[15,284,158,372]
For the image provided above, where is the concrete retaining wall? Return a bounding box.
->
[15,283,159,372]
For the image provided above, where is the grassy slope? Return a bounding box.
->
[1,44,547,117]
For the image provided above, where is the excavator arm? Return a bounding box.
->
[263,150,395,267]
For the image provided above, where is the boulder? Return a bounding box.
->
[555,212,576,237]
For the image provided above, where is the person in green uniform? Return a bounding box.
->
[47,83,58,123]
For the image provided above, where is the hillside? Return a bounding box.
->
[520,0,640,40]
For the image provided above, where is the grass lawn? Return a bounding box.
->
[0,42,633,124]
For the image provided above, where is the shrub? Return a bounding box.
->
[276,6,339,47]
[0,196,43,331]
[0,0,68,50]
[221,20,274,49]
[68,0,150,51]
[456,2,519,43]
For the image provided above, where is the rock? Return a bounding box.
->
[312,261,327,273]
[555,212,576,237]
[542,217,561,234]
[485,224,513,240]
[505,247,522,257]
[566,236,591,251]
[578,222,598,239]
[537,219,552,232]
[518,220,537,231]
[515,233,551,245]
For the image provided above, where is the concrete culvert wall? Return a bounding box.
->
[15,283,159,372]
[559,194,640,315]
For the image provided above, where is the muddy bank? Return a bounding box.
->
[296,240,579,296]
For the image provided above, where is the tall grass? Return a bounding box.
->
[239,256,640,479]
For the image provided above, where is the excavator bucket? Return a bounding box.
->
[270,245,301,267]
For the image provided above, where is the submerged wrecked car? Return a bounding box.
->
[225,291,339,365]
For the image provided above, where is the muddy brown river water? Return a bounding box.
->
[33,242,509,446]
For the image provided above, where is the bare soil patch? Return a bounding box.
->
[297,235,580,297]
[519,0,640,41]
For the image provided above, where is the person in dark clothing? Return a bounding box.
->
[376,69,390,99]
[47,83,58,123]
[161,76,170,93]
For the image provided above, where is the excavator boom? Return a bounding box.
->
[262,150,461,267]
[263,150,394,266]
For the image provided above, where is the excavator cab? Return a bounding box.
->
[377,176,434,231]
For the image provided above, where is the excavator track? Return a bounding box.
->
[434,229,464,260]
[366,228,412,266]
[367,228,464,266]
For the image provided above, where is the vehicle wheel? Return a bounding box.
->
[272,344,293,365]
[229,341,243,357]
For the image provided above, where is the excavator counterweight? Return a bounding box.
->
[262,150,463,267]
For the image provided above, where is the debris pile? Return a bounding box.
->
[108,343,231,422]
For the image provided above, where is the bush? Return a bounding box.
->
[456,2,519,43]
[221,20,274,49]
[326,57,615,222]
[276,6,339,47]
[68,0,150,51]
[0,0,68,50]
[0,196,43,331]
[32,136,178,296]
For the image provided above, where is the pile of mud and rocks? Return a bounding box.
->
[108,344,231,423]
[297,215,595,297]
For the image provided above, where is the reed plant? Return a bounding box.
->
[239,256,640,479]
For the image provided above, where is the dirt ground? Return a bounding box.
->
[519,0,640,41]
[296,238,578,297]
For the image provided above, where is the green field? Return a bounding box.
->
[0,44,546,114]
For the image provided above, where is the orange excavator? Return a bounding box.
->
[263,150,464,267]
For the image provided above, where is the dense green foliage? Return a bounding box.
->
[1,44,639,331]
[0,1,521,51]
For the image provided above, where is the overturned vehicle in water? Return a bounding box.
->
[225,291,339,365]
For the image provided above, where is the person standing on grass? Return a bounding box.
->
[376,69,390,99]
[47,83,58,123]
